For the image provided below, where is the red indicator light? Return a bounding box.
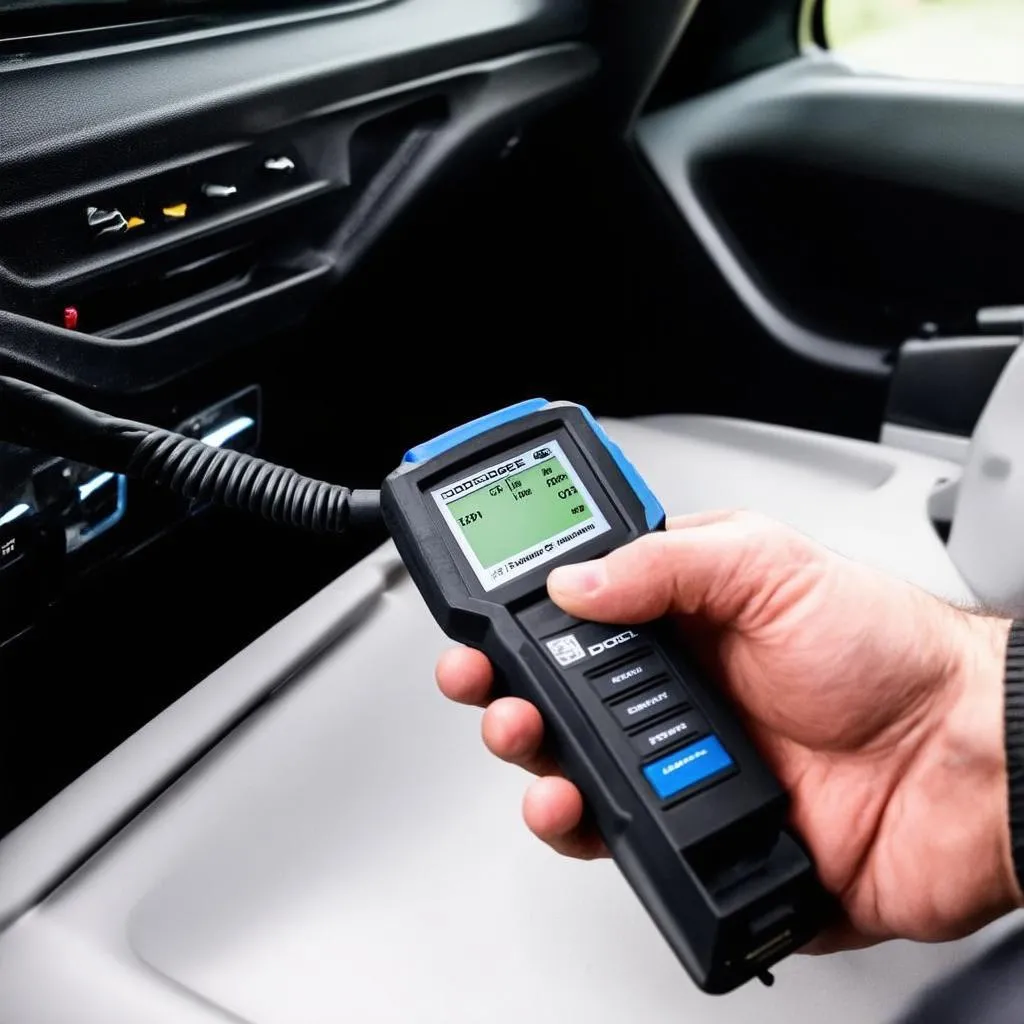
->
[63,306,79,331]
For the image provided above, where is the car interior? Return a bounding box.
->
[2,0,1023,1018]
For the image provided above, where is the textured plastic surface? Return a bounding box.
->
[0,0,586,207]
[0,415,1001,1022]
[0,41,596,393]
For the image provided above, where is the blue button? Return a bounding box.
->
[642,736,734,801]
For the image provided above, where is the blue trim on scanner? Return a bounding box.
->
[643,736,734,801]
[578,406,664,531]
[402,398,665,532]
[403,398,549,464]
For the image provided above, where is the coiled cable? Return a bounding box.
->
[0,375,381,533]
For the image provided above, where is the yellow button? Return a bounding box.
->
[162,203,188,220]
[126,216,146,230]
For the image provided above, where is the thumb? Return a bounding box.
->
[546,511,808,628]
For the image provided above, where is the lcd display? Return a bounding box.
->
[432,439,611,591]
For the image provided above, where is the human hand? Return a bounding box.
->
[436,511,1019,951]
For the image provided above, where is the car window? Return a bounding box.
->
[823,0,1024,86]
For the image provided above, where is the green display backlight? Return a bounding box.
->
[445,455,595,569]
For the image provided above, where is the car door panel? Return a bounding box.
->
[638,55,1024,371]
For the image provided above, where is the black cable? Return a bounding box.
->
[0,376,382,533]
[0,375,149,470]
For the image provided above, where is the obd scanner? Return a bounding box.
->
[383,399,831,993]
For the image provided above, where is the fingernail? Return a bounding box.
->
[549,561,606,595]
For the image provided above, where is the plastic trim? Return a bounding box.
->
[881,424,971,466]
[0,549,398,930]
[403,398,666,533]
[578,405,665,531]
[636,63,891,378]
[634,54,1024,377]
[403,398,548,463]
[0,45,597,393]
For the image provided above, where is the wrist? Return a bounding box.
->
[1002,620,1024,904]
[936,612,1021,928]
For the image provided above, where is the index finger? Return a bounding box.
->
[436,646,494,707]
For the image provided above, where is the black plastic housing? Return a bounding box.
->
[382,404,830,993]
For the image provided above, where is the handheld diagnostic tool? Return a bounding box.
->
[382,399,830,993]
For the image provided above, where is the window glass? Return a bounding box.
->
[825,0,1024,86]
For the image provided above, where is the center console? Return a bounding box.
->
[1,413,1014,1024]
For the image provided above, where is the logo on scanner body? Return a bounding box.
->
[545,629,640,667]
[587,630,638,658]
[440,458,527,501]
